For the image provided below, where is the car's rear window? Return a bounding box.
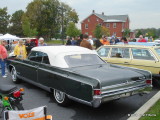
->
[132,48,155,60]
[64,54,105,67]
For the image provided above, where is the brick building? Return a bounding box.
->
[81,10,131,38]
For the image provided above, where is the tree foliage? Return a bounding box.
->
[0,7,10,34]
[136,30,143,38]
[9,10,24,36]
[22,15,38,37]
[93,25,102,39]
[123,28,131,38]
[101,26,110,37]
[0,0,78,38]
[93,25,110,39]
[66,22,80,37]
[24,0,79,39]
[135,28,159,39]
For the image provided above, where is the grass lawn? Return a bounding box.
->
[46,40,65,45]
[139,99,160,120]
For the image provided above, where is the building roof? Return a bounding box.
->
[81,12,129,23]
[94,13,129,22]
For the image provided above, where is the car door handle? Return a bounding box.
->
[34,65,39,68]
[124,62,128,63]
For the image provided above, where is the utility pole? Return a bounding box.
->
[61,7,64,45]
[58,6,65,45]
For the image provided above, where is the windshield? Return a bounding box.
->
[155,48,160,56]
[64,54,105,67]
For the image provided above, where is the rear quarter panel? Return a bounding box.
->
[38,64,100,102]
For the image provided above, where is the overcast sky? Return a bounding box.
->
[0,0,160,30]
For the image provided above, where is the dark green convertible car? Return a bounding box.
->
[7,46,152,108]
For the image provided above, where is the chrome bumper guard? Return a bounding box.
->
[92,84,152,108]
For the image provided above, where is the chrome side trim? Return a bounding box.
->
[18,75,51,92]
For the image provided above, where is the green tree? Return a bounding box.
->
[93,25,102,39]
[22,15,38,37]
[93,25,110,39]
[123,28,131,38]
[157,28,160,38]
[135,28,160,39]
[66,22,80,37]
[25,0,55,38]
[68,9,79,23]
[0,7,10,34]
[9,10,24,37]
[25,0,79,39]
[136,30,143,38]
[61,3,79,24]
[101,26,110,37]
[147,29,157,38]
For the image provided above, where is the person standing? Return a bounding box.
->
[14,40,27,60]
[110,38,116,45]
[100,36,110,45]
[66,36,72,45]
[0,40,8,78]
[121,37,128,44]
[76,36,82,46]
[115,37,120,43]
[80,34,92,50]
[71,37,77,45]
[38,37,47,46]
[95,38,102,49]
[25,39,35,55]
[138,35,147,42]
[148,36,153,42]
[88,35,94,46]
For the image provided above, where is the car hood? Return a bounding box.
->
[69,64,146,87]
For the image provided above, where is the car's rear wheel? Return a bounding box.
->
[53,89,70,106]
[11,67,21,84]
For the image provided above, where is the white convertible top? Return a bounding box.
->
[31,46,96,68]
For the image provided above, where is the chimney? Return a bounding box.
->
[92,10,95,14]
[102,12,104,15]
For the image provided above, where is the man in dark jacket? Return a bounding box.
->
[25,39,35,55]
[76,36,82,46]
[66,36,72,45]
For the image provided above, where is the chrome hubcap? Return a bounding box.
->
[54,90,65,103]
[11,69,16,82]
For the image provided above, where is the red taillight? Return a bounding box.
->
[94,90,101,95]
[146,80,152,84]
[13,91,21,98]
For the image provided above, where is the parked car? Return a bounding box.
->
[154,39,160,43]
[7,46,152,108]
[116,42,160,46]
[97,45,160,86]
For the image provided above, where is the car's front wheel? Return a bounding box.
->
[53,89,70,106]
[11,67,21,84]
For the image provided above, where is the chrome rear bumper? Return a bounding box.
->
[92,84,152,108]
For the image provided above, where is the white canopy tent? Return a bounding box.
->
[0,33,19,41]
